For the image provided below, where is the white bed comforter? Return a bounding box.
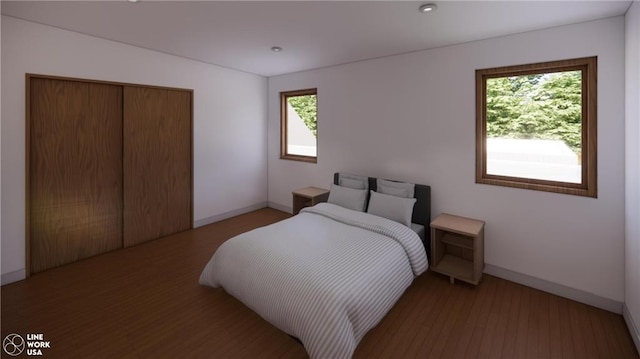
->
[199,203,428,358]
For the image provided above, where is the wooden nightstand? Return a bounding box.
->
[292,187,330,215]
[430,213,485,285]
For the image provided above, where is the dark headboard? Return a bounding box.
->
[333,173,432,254]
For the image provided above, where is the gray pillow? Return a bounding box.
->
[377,178,415,199]
[367,190,416,227]
[327,184,367,212]
[339,173,368,190]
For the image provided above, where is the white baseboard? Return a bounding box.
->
[623,303,640,354]
[194,202,268,228]
[484,264,622,314]
[1,269,26,286]
[267,201,292,214]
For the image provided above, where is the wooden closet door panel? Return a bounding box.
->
[123,87,192,247]
[164,89,193,234]
[29,78,123,273]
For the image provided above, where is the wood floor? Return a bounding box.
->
[2,208,637,359]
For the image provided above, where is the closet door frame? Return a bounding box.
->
[25,73,194,277]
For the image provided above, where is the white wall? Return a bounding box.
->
[625,0,640,350]
[1,16,268,282]
[268,17,625,303]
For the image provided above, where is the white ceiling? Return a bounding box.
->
[1,1,632,77]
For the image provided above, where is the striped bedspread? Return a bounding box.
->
[199,203,428,358]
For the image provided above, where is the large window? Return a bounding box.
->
[476,57,597,197]
[280,88,318,163]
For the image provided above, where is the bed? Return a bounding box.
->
[199,173,431,358]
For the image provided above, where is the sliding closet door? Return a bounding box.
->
[29,77,123,274]
[123,86,192,247]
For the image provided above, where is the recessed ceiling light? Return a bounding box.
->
[271,46,283,53]
[128,0,140,3]
[418,3,437,13]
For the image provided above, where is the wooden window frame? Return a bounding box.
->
[476,57,597,198]
[280,88,318,163]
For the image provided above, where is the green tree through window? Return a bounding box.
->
[486,71,582,155]
[288,95,317,137]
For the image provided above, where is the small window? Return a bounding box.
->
[280,88,318,163]
[476,57,597,197]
